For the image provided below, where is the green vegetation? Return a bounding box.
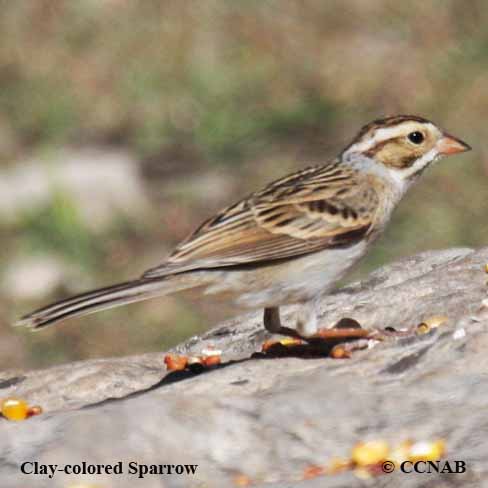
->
[19,191,101,268]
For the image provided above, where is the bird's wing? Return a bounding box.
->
[143,162,378,278]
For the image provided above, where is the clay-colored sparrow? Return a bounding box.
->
[18,115,470,338]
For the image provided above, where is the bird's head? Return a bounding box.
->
[342,115,471,183]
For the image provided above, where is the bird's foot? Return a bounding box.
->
[261,318,377,358]
[260,312,446,359]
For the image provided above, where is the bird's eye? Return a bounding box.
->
[407,131,424,144]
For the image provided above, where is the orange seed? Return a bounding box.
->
[1,397,29,421]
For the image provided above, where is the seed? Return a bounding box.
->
[416,323,430,335]
[280,337,303,346]
[387,439,413,464]
[408,439,446,462]
[330,345,351,359]
[262,337,303,352]
[1,397,29,421]
[422,315,448,328]
[202,355,221,367]
[417,315,448,334]
[351,440,390,467]
[164,354,188,371]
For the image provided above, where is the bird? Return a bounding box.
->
[17,115,471,339]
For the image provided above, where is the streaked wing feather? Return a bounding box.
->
[143,162,377,278]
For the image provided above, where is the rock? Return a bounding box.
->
[1,247,488,487]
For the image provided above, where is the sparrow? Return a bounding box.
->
[17,115,470,339]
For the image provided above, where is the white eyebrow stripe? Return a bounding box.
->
[346,122,439,154]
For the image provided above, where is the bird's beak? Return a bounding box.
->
[437,133,471,155]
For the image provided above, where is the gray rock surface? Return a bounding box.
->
[1,247,488,487]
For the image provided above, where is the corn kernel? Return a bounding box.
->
[201,355,221,367]
[388,439,413,464]
[262,338,302,352]
[408,439,446,462]
[330,345,351,359]
[423,316,448,329]
[416,323,430,335]
[164,354,188,371]
[280,338,303,346]
[351,440,390,467]
[1,397,29,421]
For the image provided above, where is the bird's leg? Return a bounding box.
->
[296,300,319,337]
[263,307,282,333]
[263,307,305,340]
[263,305,371,344]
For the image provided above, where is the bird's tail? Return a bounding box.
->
[15,274,201,330]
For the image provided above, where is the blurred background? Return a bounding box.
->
[1,0,486,370]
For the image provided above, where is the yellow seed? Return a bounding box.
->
[417,315,448,334]
[485,264,488,274]
[280,338,302,346]
[422,316,448,329]
[408,439,446,462]
[416,323,430,335]
[388,439,413,464]
[1,397,29,421]
[351,440,390,467]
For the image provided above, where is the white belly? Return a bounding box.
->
[203,241,368,309]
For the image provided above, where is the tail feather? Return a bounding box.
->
[16,274,197,330]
